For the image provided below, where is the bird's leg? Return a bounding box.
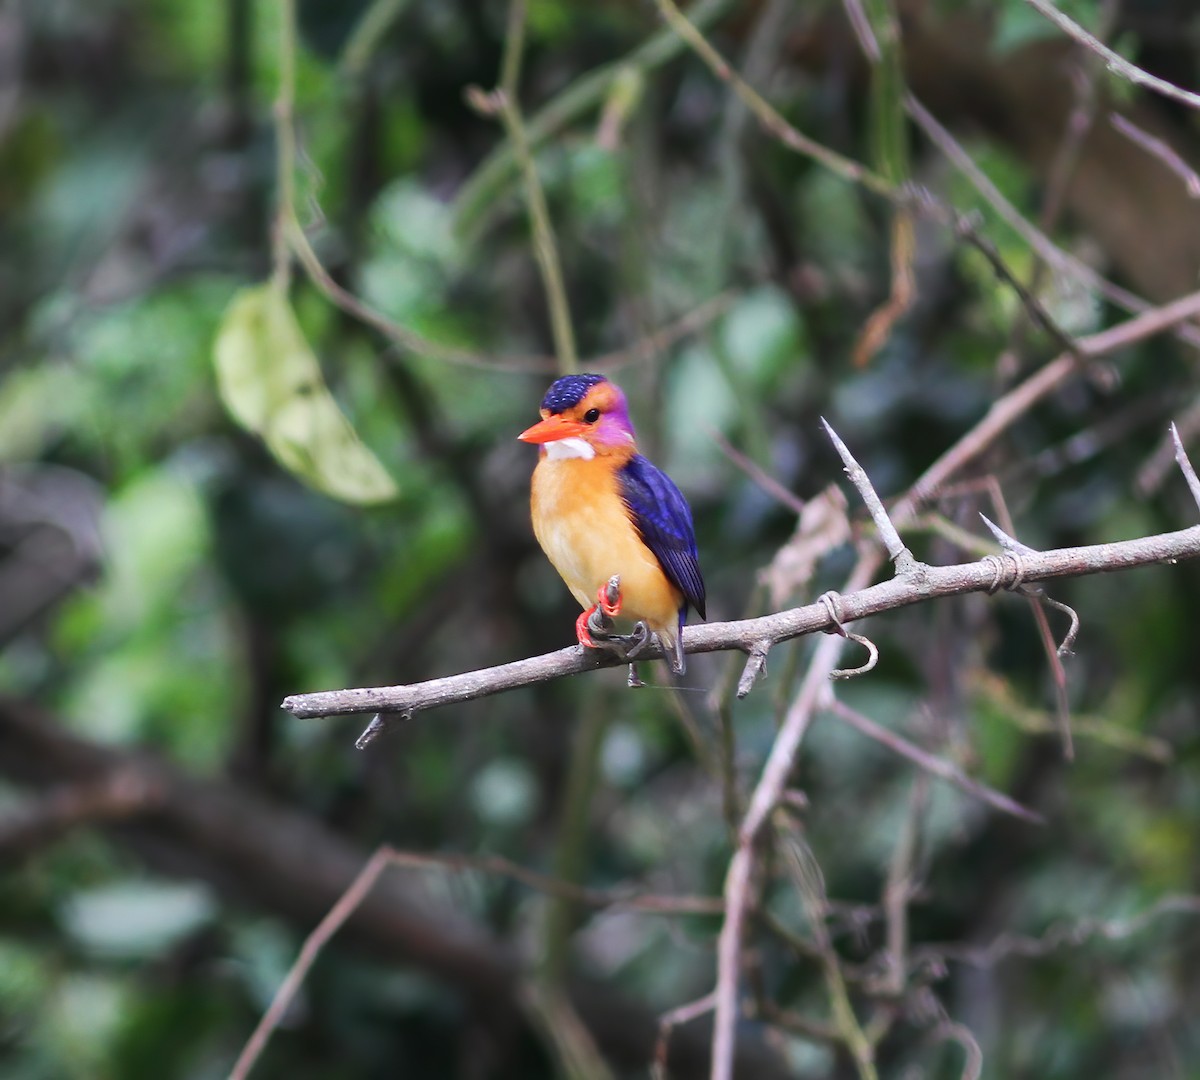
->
[596,577,622,618]
[578,575,623,650]
[624,623,652,684]
[576,581,651,673]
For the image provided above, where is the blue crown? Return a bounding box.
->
[541,373,607,413]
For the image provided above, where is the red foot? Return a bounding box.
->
[575,606,600,649]
[596,581,622,618]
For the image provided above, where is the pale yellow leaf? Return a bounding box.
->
[213,283,398,505]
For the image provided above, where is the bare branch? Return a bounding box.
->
[230,845,396,1080]
[899,287,1200,513]
[947,209,1084,360]
[1021,0,1200,113]
[972,670,1171,762]
[651,992,716,1080]
[649,0,890,196]
[904,95,1200,348]
[710,552,879,1080]
[932,1021,984,1080]
[285,524,1200,722]
[710,427,806,517]
[824,697,1043,823]
[293,219,731,373]
[1041,594,1081,657]
[1110,113,1200,200]
[230,844,727,1080]
[978,496,1075,758]
[914,893,1200,970]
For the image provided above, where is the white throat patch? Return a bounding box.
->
[544,437,596,461]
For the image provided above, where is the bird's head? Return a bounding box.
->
[517,374,636,460]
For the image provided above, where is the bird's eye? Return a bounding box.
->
[583,408,601,423]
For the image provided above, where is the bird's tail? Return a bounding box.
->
[658,616,687,675]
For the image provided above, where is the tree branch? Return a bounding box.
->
[284,524,1200,723]
[1021,0,1200,113]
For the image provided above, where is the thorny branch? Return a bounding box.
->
[285,520,1200,726]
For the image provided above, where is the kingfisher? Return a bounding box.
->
[518,373,706,674]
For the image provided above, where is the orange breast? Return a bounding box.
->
[530,456,682,633]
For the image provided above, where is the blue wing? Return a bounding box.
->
[618,455,706,619]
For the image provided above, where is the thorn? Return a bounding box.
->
[356,710,413,749]
[979,512,1039,555]
[1170,420,1200,513]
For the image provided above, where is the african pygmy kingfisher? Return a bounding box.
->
[518,373,706,673]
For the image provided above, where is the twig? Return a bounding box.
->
[521,981,616,1080]
[271,0,298,290]
[775,826,879,1078]
[651,992,717,1080]
[709,553,877,1080]
[452,0,734,237]
[229,845,396,1080]
[972,670,1172,762]
[848,0,917,368]
[749,991,842,1046]
[475,0,578,374]
[979,509,1076,757]
[285,522,1200,724]
[710,427,806,517]
[881,776,927,1001]
[824,697,1042,823]
[649,0,891,197]
[290,204,728,373]
[1171,421,1200,513]
[229,843,726,1079]
[1139,399,1200,495]
[1021,0,1200,113]
[589,291,736,371]
[947,210,1083,360]
[904,95,1200,349]
[340,0,411,80]
[932,1021,984,1080]
[1110,113,1200,199]
[899,286,1200,513]
[914,893,1200,970]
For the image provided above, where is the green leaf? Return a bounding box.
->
[213,283,399,505]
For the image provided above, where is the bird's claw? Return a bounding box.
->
[575,606,602,650]
[622,620,651,659]
[577,606,652,668]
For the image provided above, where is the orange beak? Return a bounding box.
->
[517,414,589,444]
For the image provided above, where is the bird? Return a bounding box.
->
[518,373,705,674]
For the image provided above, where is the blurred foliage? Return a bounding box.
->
[1,0,1200,1078]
